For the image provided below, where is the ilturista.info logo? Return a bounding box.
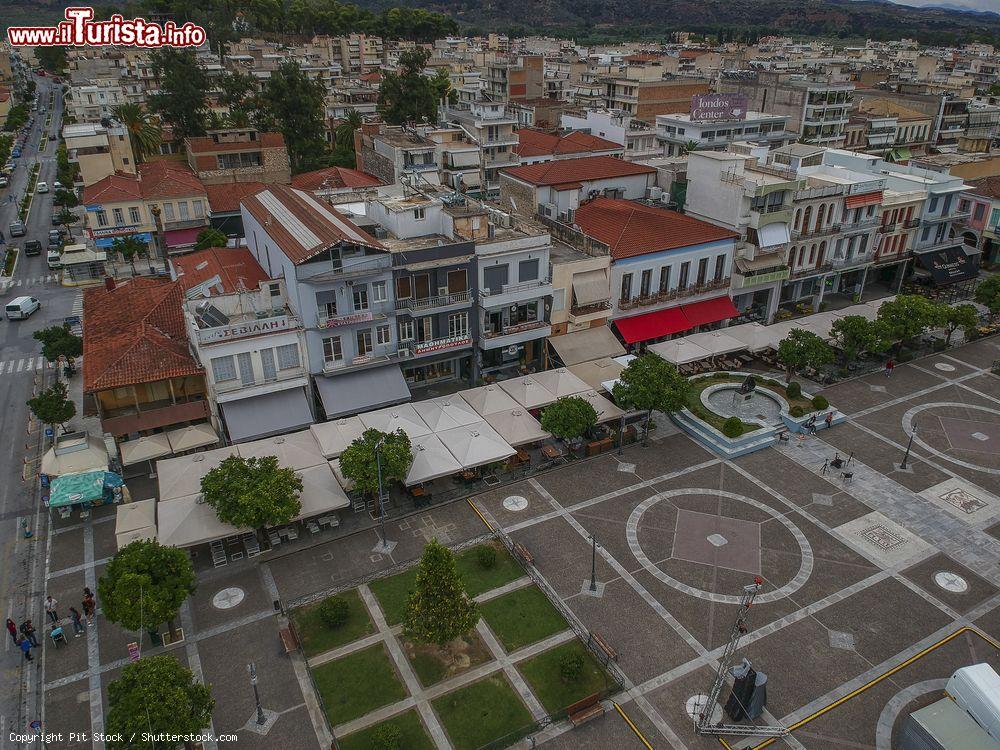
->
[7,7,207,48]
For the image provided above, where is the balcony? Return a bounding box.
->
[905,218,920,229]
[841,217,880,233]
[101,399,209,437]
[484,151,519,168]
[830,253,873,271]
[403,161,438,173]
[478,277,553,309]
[479,320,552,350]
[322,348,409,374]
[403,334,473,357]
[733,267,789,289]
[749,207,792,229]
[300,256,392,282]
[791,223,841,240]
[317,305,390,329]
[568,299,612,325]
[395,290,472,314]
[617,278,730,311]
[214,368,308,401]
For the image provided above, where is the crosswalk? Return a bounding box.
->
[0,274,60,291]
[0,356,54,376]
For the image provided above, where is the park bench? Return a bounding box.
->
[589,631,619,662]
[513,542,534,565]
[566,693,605,727]
[279,624,298,653]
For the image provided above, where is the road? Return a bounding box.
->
[1,73,78,744]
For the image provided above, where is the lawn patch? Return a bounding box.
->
[368,568,418,626]
[454,542,524,597]
[290,589,374,658]
[403,629,493,687]
[336,710,434,750]
[516,640,610,715]
[311,644,407,725]
[432,674,534,750]
[480,585,568,652]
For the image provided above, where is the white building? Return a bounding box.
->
[560,109,661,160]
[655,111,794,156]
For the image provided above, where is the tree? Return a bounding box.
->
[379,48,438,126]
[33,324,82,364]
[201,455,303,529]
[402,539,479,647]
[776,329,834,381]
[112,103,162,163]
[257,61,327,173]
[149,48,209,141]
[54,188,78,208]
[611,353,691,446]
[340,429,412,499]
[943,303,979,345]
[26,381,75,430]
[541,396,598,441]
[877,294,948,349]
[105,656,214,750]
[98,539,196,634]
[194,227,228,251]
[217,71,260,125]
[35,46,67,73]
[974,274,1000,317]
[57,207,80,239]
[829,315,887,367]
[111,235,147,275]
[429,67,457,106]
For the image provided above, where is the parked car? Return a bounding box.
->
[0,175,8,188]
[36,181,48,193]
[53,180,62,189]
[49,134,57,142]
[9,221,26,237]
[5,296,41,319]
[24,240,42,256]
[47,250,62,270]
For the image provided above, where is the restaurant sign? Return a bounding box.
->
[199,315,296,343]
[322,311,375,328]
[690,93,748,122]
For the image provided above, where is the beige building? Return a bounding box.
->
[603,72,711,120]
[184,129,291,186]
[63,122,137,187]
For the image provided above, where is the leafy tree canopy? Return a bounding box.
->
[379,48,439,126]
[258,61,328,174]
[943,303,979,344]
[33,323,83,363]
[149,48,209,141]
[340,429,412,497]
[541,396,598,440]
[201,455,303,529]
[612,353,690,414]
[777,329,834,379]
[403,539,479,647]
[829,315,888,366]
[98,539,196,631]
[111,235,148,272]
[26,380,75,428]
[974,275,1000,317]
[112,103,162,163]
[195,227,228,251]
[877,294,948,343]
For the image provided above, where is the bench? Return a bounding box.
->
[513,542,534,566]
[279,625,298,653]
[566,693,605,727]
[589,631,619,662]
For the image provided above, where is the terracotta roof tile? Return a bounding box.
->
[204,181,266,213]
[514,129,623,159]
[171,247,270,294]
[574,198,739,260]
[967,176,1000,200]
[137,161,207,200]
[291,166,382,192]
[82,173,142,205]
[502,155,655,187]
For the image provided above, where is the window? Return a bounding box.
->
[178,202,190,220]
[678,262,690,289]
[696,258,708,285]
[96,210,108,227]
[322,336,343,363]
[973,203,986,221]
[371,280,388,303]
[237,352,255,385]
[518,258,539,282]
[353,285,369,311]
[483,265,509,293]
[112,208,124,225]
[217,152,262,169]
[398,319,415,341]
[929,195,939,213]
[448,312,469,337]
[128,206,141,224]
[413,207,426,220]
[192,200,204,219]
[211,355,236,382]
[163,203,175,221]
[639,269,652,297]
[268,282,281,298]
[356,329,373,356]
[376,325,391,345]
[260,348,276,381]
[714,254,726,281]
[620,273,633,301]
[396,277,412,299]
[447,269,467,293]
[276,344,300,370]
[658,265,671,292]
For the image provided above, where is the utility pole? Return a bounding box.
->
[589,535,598,592]
[248,662,266,725]
[900,421,917,470]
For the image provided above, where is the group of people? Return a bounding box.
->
[6,588,96,662]
[803,411,836,436]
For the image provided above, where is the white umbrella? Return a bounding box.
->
[484,409,550,446]
[309,416,366,459]
[649,338,713,365]
[293,464,349,521]
[412,396,481,432]
[567,358,625,392]
[684,331,747,356]
[575,390,625,423]
[165,423,219,453]
[41,434,109,477]
[116,498,156,535]
[461,385,520,417]
[120,433,173,466]
[531,368,590,398]
[156,445,238,502]
[329,459,356,492]
[437,421,515,469]
[156,494,246,548]
[238,429,327,470]
[405,434,463,486]
[725,323,776,353]
[116,526,156,549]
[498,376,557,410]
[360,403,432,440]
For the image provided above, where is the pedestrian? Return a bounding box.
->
[69,608,85,637]
[20,637,33,662]
[19,619,38,647]
[82,593,95,624]
[5,618,17,645]
[805,415,817,436]
[884,358,894,378]
[825,411,834,430]
[44,595,58,623]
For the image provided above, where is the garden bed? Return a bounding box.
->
[516,640,610,715]
[337,710,434,750]
[312,644,408,725]
[431,674,534,750]
[289,589,373,658]
[3,246,18,277]
[404,630,493,687]
[480,585,568,652]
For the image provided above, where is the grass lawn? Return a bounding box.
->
[336,710,434,750]
[368,568,418,626]
[517,640,610,715]
[289,589,374,658]
[431,674,534,750]
[480,586,568,652]
[311,644,407,725]
[404,630,493,687]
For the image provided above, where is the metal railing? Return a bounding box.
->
[791,223,841,240]
[394,290,472,312]
[481,320,550,339]
[478,277,552,301]
[570,299,612,317]
[617,278,730,310]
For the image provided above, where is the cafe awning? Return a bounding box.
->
[680,296,739,328]
[309,416,366,459]
[613,307,690,344]
[548,326,626,366]
[116,498,156,535]
[222,387,314,443]
[567,357,625,392]
[915,244,979,286]
[725,322,777,352]
[316,365,410,420]
[405,434,463,486]
[157,494,246,548]
[649,338,713,365]
[484,409,550,447]
[461,385,520,417]
[156,445,238,502]
[412,396,481,432]
[684,330,748,356]
[499,375,557,410]
[163,227,202,249]
[41,434,108,477]
[166,423,219,453]
[360,403,433,440]
[757,222,791,248]
[436,422,515,469]
[239,428,327,471]
[532,367,590,399]
[574,390,624,423]
[120,433,172,466]
[294,464,350,521]
[50,471,121,508]
[571,269,610,306]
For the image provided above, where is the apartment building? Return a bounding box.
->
[357,126,441,187]
[62,122,137,187]
[184,129,291,186]
[421,125,484,193]
[81,174,156,251]
[560,109,660,161]
[603,74,711,120]
[655,111,793,156]
[439,92,521,193]
[962,176,1000,265]
[68,79,129,123]
[140,161,211,252]
[514,128,623,165]
[485,55,544,101]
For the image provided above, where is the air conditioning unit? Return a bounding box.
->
[438,286,449,296]
[646,186,663,201]
[558,211,568,222]
[374,227,389,239]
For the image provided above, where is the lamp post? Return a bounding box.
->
[375,436,390,552]
[248,662,266,725]
[617,413,626,455]
[900,421,917,470]
[589,535,598,592]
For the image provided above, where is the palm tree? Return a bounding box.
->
[112,104,162,164]
[335,109,363,152]
[681,140,701,154]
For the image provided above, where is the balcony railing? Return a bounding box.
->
[479,277,552,301]
[317,307,389,329]
[905,218,920,229]
[569,300,612,317]
[300,256,390,280]
[841,217,880,232]
[395,290,472,312]
[322,348,409,374]
[101,399,209,437]
[791,223,841,240]
[617,278,730,310]
[788,262,833,280]
[734,267,790,288]
[482,320,550,339]
[830,253,873,270]
[214,368,306,394]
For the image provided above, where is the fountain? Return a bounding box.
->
[703,386,786,427]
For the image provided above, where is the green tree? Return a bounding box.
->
[403,539,479,647]
[194,227,228,251]
[54,188,78,208]
[429,67,457,106]
[200,455,303,529]
[974,274,1000,317]
[877,294,948,349]
[149,48,209,141]
[57,207,80,239]
[112,103,162,163]
[111,235,147,275]
[379,48,438,126]
[942,303,979,345]
[35,46,67,73]
[257,61,327,173]
[611,353,691,445]
[777,329,834,381]
[541,396,598,440]
[105,656,214,750]
[98,539,196,635]
[340,429,412,499]
[829,315,887,367]
[217,71,260,125]
[26,381,76,429]
[33,324,82,364]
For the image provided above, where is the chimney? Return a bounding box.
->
[104,276,116,291]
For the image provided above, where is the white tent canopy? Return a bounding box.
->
[532,368,590,399]
[309,416,367,459]
[294,464,350,521]
[329,459,356,492]
[436,422,515,469]
[725,322,778,353]
[831,303,878,321]
[575,389,625,423]
[116,526,156,549]
[359,403,432,440]
[166,423,219,453]
[41,434,109,477]
[238,429,327,471]
[157,494,245,548]
[499,376,557,410]
[684,331,747,356]
[116,498,156,535]
[405,434,464,486]
[484,409,550,446]
[412,396,481,432]
[156,445,238,502]
[649,338,713,365]
[120,433,172,466]
[461,385,520,417]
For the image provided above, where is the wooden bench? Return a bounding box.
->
[566,693,605,727]
[589,631,618,662]
[513,541,534,566]
[279,625,298,653]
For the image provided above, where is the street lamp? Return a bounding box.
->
[248,662,266,725]
[375,436,391,553]
[617,413,626,455]
[589,535,598,592]
[900,421,917,470]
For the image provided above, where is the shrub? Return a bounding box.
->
[811,395,829,411]
[317,597,350,629]
[722,417,744,438]
[786,381,802,399]
[559,651,584,683]
[789,405,805,418]
[476,545,497,569]
[370,724,403,750]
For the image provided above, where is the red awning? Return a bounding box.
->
[680,296,739,328]
[845,191,883,210]
[614,307,691,344]
[163,227,202,248]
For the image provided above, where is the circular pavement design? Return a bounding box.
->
[901,403,1000,476]
[875,680,947,750]
[933,362,956,372]
[503,495,529,512]
[685,694,722,724]
[626,488,814,605]
[933,571,969,593]
[212,587,246,610]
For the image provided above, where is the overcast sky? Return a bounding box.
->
[890,0,999,13]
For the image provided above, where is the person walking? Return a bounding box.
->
[44,595,58,623]
[82,592,96,624]
[825,411,834,430]
[19,620,39,647]
[20,637,33,662]
[884,358,894,378]
[69,608,85,637]
[6,618,18,645]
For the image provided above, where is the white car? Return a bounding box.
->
[53,180,63,189]
[36,181,48,193]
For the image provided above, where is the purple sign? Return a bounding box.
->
[690,93,749,122]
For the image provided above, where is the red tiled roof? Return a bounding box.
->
[171,247,269,294]
[502,156,655,188]
[204,181,266,213]
[574,198,739,260]
[185,132,285,153]
[82,172,142,205]
[967,176,1000,200]
[240,184,383,265]
[137,160,207,200]
[514,129,623,159]
[83,277,202,392]
[291,166,382,192]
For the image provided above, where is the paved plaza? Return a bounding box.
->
[29,337,1000,749]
